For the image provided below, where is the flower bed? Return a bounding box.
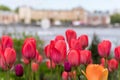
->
[0,29,119,80]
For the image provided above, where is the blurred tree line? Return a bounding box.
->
[111,13,120,24]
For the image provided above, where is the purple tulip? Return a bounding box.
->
[64,61,71,72]
[15,64,24,77]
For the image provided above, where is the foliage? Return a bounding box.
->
[89,33,101,64]
[0,5,11,11]
[111,13,120,24]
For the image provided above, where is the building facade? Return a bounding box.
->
[0,11,19,24]
[19,6,87,24]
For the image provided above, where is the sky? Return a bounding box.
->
[0,0,120,11]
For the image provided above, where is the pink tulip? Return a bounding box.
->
[78,34,88,49]
[44,44,50,58]
[1,35,13,52]
[31,62,39,72]
[98,40,111,57]
[108,59,118,72]
[68,49,80,67]
[4,48,16,68]
[0,47,6,70]
[50,40,66,64]
[114,46,120,61]
[35,50,42,64]
[46,60,56,69]
[24,37,36,46]
[80,50,92,65]
[22,40,36,60]
[55,35,65,41]
[100,58,105,67]
[62,71,68,80]
[22,58,29,64]
[65,29,77,46]
[69,39,82,50]
[55,40,66,62]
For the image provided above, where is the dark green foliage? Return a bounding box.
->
[111,13,120,24]
[89,33,101,64]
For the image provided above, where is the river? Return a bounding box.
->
[0,25,120,50]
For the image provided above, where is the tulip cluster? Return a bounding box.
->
[44,29,92,80]
[1,29,120,80]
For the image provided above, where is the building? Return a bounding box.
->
[18,6,87,24]
[0,11,19,24]
[87,11,110,26]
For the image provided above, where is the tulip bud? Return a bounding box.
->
[68,49,80,67]
[44,44,50,58]
[64,61,71,72]
[22,40,36,60]
[78,34,88,49]
[46,60,56,69]
[108,59,118,72]
[62,71,68,80]
[100,58,105,67]
[1,35,13,52]
[31,62,39,72]
[22,58,29,64]
[114,46,120,61]
[80,50,92,65]
[15,64,24,77]
[98,40,111,57]
[35,50,42,63]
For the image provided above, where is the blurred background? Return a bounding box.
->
[0,0,120,50]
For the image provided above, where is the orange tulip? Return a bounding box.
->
[82,64,108,80]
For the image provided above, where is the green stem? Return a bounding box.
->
[7,70,10,80]
[118,63,120,80]
[105,57,108,68]
[57,65,60,80]
[50,59,53,74]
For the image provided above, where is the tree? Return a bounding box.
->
[89,33,101,64]
[0,5,11,11]
[111,13,120,24]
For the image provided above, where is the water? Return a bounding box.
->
[0,25,120,50]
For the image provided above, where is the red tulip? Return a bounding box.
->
[0,47,6,70]
[35,50,42,64]
[31,62,39,72]
[62,71,68,80]
[50,40,66,64]
[80,50,92,65]
[4,48,16,68]
[24,37,36,46]
[100,58,105,67]
[22,40,36,60]
[22,58,29,64]
[68,49,80,67]
[46,60,56,69]
[65,29,77,46]
[55,35,65,41]
[98,40,111,57]
[108,59,118,72]
[78,34,88,49]
[1,35,13,52]
[69,39,82,50]
[55,40,67,62]
[44,44,50,58]
[114,46,120,61]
